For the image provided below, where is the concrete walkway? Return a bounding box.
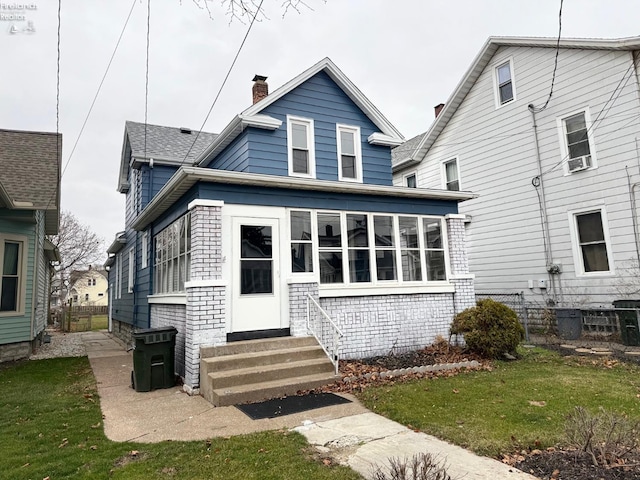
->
[82,330,537,479]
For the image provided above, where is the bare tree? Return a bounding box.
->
[48,211,105,301]
[187,0,320,23]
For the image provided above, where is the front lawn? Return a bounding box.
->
[356,347,640,457]
[0,358,361,480]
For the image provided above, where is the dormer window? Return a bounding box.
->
[287,115,315,178]
[337,124,362,182]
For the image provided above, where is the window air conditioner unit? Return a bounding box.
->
[567,155,592,173]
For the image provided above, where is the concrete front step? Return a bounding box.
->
[199,336,337,406]
[201,345,327,375]
[200,336,318,358]
[208,357,335,389]
[211,372,338,406]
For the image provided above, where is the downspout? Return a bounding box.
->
[30,212,41,346]
[528,105,558,303]
[626,167,640,268]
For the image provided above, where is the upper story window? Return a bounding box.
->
[154,213,191,294]
[494,59,516,107]
[559,110,596,174]
[337,125,362,182]
[0,237,25,314]
[287,116,315,178]
[442,158,460,191]
[141,231,149,269]
[404,172,417,188]
[127,248,135,293]
[569,207,613,276]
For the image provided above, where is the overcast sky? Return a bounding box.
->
[1,0,639,256]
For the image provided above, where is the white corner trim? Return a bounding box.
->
[185,279,228,288]
[368,132,404,146]
[147,294,187,305]
[188,199,224,210]
[319,284,455,298]
[445,213,466,220]
[450,273,475,280]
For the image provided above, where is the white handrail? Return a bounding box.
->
[306,293,343,376]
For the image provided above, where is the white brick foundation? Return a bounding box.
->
[288,282,318,337]
[150,304,187,378]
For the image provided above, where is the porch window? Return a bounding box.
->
[314,211,448,286]
[290,211,313,273]
[153,213,191,294]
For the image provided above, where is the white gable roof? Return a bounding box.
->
[394,35,640,171]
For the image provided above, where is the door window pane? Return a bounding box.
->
[241,260,273,294]
[240,225,273,294]
[241,226,272,258]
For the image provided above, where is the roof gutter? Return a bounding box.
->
[132,166,476,231]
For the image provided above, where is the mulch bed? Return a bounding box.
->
[511,449,640,480]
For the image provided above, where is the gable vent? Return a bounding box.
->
[179,127,192,134]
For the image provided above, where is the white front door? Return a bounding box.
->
[231,216,282,332]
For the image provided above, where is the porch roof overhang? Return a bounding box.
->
[131,167,476,231]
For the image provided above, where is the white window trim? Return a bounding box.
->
[492,57,517,109]
[0,234,28,317]
[287,209,317,282]
[403,171,417,188]
[127,248,135,293]
[440,157,461,191]
[312,209,451,292]
[141,231,148,269]
[286,115,316,179]
[557,108,598,175]
[568,206,615,277]
[336,124,363,183]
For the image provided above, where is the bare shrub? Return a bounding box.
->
[371,453,451,480]
[565,406,640,467]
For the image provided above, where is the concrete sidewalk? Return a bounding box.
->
[82,330,537,479]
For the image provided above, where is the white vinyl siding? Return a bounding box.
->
[403,45,640,304]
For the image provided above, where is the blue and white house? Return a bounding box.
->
[107,58,475,395]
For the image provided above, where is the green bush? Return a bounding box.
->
[450,299,524,358]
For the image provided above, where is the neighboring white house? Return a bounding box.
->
[393,36,640,307]
[67,268,108,306]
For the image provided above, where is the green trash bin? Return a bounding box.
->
[131,326,178,392]
[612,300,640,346]
[556,308,582,340]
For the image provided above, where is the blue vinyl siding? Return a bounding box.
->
[207,71,394,184]
[0,212,36,344]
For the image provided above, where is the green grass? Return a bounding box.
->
[0,358,362,480]
[91,315,108,330]
[356,347,640,457]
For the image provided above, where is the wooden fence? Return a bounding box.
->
[51,305,108,332]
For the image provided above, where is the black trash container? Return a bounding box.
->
[131,326,178,392]
[556,308,582,340]
[612,300,640,347]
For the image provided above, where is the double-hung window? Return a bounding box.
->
[559,110,595,173]
[570,208,613,275]
[141,231,149,269]
[494,59,516,107]
[337,125,362,182]
[287,116,315,178]
[373,216,396,281]
[442,158,460,191]
[0,237,25,313]
[290,211,313,273]
[404,173,417,188]
[127,248,135,293]
[317,213,343,284]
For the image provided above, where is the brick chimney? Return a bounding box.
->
[434,103,445,118]
[252,75,268,104]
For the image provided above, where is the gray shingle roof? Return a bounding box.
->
[391,132,425,166]
[0,129,61,209]
[125,121,218,164]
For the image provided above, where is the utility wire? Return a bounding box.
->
[531,0,563,113]
[56,0,61,206]
[59,0,137,181]
[181,0,265,165]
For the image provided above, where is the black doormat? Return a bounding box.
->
[235,393,351,420]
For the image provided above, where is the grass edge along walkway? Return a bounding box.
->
[0,357,362,480]
[356,347,640,457]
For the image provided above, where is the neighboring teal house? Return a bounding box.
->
[0,129,61,362]
[107,58,476,400]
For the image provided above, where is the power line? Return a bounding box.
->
[531,0,563,113]
[59,0,137,181]
[144,0,151,160]
[181,0,266,165]
[56,0,61,210]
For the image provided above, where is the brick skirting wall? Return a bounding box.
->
[150,304,187,379]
